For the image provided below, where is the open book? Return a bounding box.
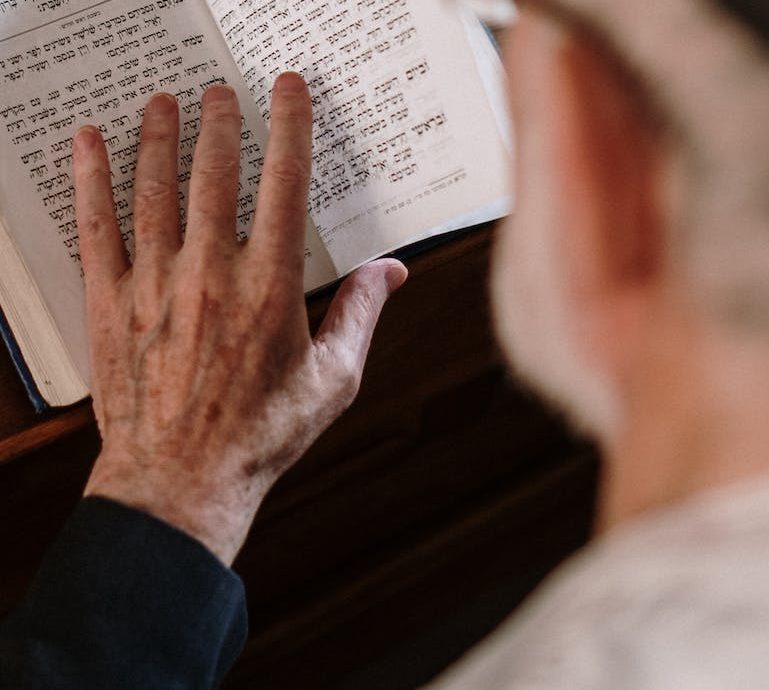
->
[0,0,511,410]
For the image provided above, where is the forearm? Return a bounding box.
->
[0,497,247,690]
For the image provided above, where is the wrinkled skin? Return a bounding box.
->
[74,73,407,565]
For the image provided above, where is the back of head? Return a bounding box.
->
[675,0,769,333]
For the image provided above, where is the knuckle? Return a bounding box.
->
[189,203,236,231]
[265,155,309,189]
[201,99,241,125]
[314,340,361,411]
[87,285,120,313]
[77,165,111,188]
[274,104,312,131]
[350,286,379,329]
[140,124,176,145]
[134,178,176,208]
[261,254,305,288]
[273,91,312,123]
[334,358,362,408]
[196,156,239,181]
[80,210,116,237]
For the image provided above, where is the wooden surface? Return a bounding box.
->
[0,226,599,689]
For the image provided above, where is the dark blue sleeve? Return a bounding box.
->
[0,496,248,690]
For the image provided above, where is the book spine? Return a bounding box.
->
[0,307,48,413]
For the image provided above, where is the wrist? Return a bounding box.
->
[84,451,261,565]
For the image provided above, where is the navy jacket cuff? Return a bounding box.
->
[1,496,248,689]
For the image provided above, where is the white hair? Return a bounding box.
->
[540,0,769,333]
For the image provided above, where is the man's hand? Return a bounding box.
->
[73,73,407,565]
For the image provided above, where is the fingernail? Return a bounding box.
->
[385,262,408,293]
[74,126,100,154]
[146,92,177,115]
[274,71,307,95]
[203,83,236,103]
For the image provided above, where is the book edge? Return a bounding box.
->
[0,215,88,408]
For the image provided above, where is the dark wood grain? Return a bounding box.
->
[0,348,94,465]
[226,454,598,690]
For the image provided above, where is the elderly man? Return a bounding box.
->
[2,0,768,687]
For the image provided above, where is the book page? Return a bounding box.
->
[0,0,336,389]
[206,0,511,275]
[0,216,87,405]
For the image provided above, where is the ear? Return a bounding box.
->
[550,25,665,370]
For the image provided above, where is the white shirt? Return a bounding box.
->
[427,481,769,690]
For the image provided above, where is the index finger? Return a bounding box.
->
[247,72,313,289]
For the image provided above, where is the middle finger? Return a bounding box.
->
[185,84,242,252]
[133,92,182,274]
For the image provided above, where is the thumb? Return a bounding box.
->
[314,258,408,379]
